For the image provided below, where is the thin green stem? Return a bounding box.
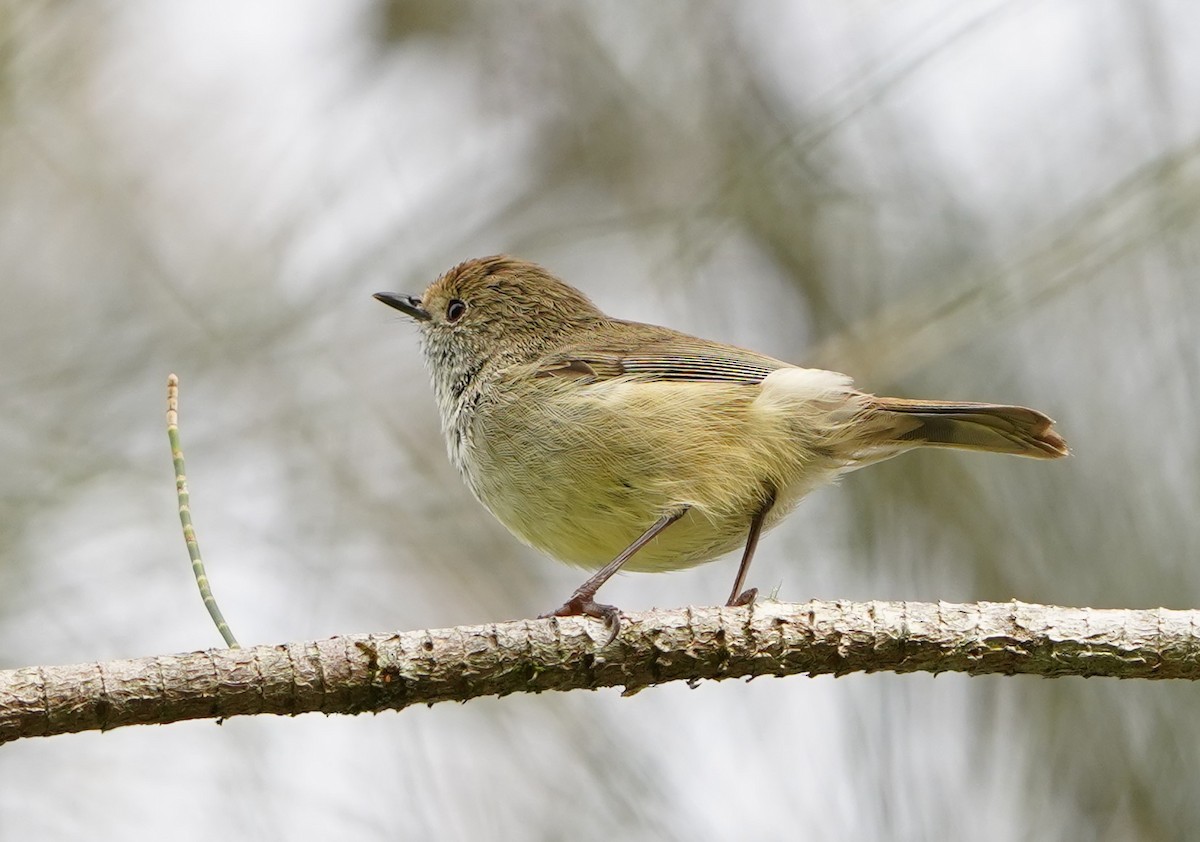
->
[167,374,240,649]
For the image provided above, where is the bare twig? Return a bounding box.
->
[167,374,239,649]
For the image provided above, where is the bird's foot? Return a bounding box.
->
[727,587,758,608]
[540,594,623,644]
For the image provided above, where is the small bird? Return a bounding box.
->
[375,255,1067,632]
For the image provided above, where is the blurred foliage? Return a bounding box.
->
[1,1,1198,839]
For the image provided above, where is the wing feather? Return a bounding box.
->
[534,321,789,384]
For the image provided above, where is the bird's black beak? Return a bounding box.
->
[374,292,431,322]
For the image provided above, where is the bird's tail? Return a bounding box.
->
[864,397,1068,459]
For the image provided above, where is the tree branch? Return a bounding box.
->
[3,599,1197,744]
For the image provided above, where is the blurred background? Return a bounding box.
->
[1,0,1198,838]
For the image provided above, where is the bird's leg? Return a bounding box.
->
[541,507,689,640]
[726,490,776,607]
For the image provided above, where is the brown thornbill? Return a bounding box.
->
[376,255,1067,635]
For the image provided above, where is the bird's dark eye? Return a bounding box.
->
[446,299,467,322]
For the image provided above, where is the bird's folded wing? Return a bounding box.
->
[533,322,789,384]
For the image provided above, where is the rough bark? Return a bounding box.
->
[3,599,1198,744]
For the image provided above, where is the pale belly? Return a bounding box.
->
[457,377,849,572]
